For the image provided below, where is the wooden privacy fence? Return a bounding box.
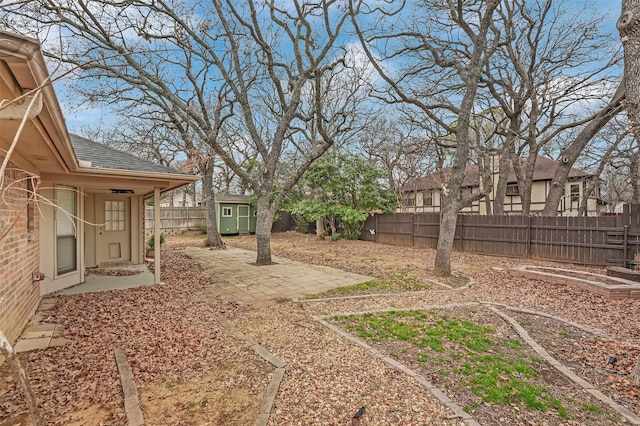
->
[145,207,206,237]
[360,205,640,267]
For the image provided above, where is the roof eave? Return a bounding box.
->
[0,31,78,172]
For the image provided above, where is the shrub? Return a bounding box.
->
[147,234,165,250]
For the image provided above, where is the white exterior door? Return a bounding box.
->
[96,195,131,264]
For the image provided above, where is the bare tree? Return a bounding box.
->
[351,0,500,276]
[288,47,377,238]
[360,117,440,205]
[4,0,357,264]
[482,0,620,215]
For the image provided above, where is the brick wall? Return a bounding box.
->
[0,165,40,345]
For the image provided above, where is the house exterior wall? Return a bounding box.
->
[85,193,97,268]
[159,188,198,208]
[0,164,40,345]
[399,180,599,216]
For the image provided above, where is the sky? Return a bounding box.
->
[24,1,625,137]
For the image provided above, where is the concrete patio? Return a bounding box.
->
[13,247,371,352]
[185,246,372,306]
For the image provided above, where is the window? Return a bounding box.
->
[506,183,519,196]
[424,189,433,206]
[570,184,580,202]
[56,186,77,275]
[222,207,233,217]
[105,200,125,231]
[403,191,415,207]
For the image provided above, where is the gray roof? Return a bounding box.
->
[69,133,189,175]
[403,156,591,191]
[216,194,251,203]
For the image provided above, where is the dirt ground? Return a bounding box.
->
[1,231,640,425]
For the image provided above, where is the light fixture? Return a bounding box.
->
[110,189,134,194]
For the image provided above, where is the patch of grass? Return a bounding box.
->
[312,271,434,298]
[582,402,600,413]
[460,354,565,414]
[506,339,523,351]
[559,331,571,338]
[529,356,543,364]
[319,279,394,297]
[333,310,569,418]
[416,352,429,363]
[463,401,481,413]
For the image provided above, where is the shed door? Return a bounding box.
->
[237,205,250,233]
[96,196,131,264]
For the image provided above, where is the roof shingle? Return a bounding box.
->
[403,156,591,191]
[70,134,188,175]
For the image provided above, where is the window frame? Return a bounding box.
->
[570,184,580,202]
[506,183,519,196]
[104,200,126,232]
[222,206,233,217]
[424,189,434,206]
[55,185,77,276]
[403,191,415,207]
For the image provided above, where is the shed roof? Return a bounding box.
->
[216,194,251,203]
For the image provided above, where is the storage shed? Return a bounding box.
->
[216,194,256,235]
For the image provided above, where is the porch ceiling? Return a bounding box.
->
[41,169,199,198]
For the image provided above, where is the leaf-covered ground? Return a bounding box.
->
[2,231,640,425]
[0,250,268,425]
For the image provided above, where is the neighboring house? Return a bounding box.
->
[0,32,198,346]
[159,187,200,208]
[400,156,603,216]
[215,194,256,235]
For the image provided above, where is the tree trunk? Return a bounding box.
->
[520,151,539,216]
[255,194,274,265]
[493,152,511,215]
[579,142,617,215]
[202,162,224,247]
[316,218,326,239]
[619,0,640,387]
[620,0,640,139]
[632,151,640,203]
[542,80,625,216]
[434,199,459,276]
[432,0,499,276]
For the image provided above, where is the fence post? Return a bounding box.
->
[624,225,629,268]
[526,215,532,259]
[411,214,415,246]
[375,214,379,243]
